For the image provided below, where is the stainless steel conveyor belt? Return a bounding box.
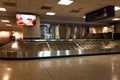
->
[0,39,120,59]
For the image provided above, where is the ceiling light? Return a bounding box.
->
[82,16,86,18]
[58,0,74,5]
[115,6,120,11]
[0,7,6,11]
[7,68,12,71]
[46,12,56,15]
[6,24,12,26]
[112,18,120,21]
[1,20,10,22]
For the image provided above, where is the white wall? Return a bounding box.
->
[0,31,10,44]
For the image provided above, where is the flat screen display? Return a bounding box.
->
[16,14,36,26]
[85,5,115,22]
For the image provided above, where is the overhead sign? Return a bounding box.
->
[85,5,115,22]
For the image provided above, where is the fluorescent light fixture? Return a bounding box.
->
[0,7,6,11]
[115,6,120,11]
[112,18,120,21]
[1,20,10,23]
[58,0,74,5]
[82,16,86,18]
[6,24,12,26]
[46,12,56,15]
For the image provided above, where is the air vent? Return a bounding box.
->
[3,2,16,7]
[41,6,52,10]
[70,10,80,13]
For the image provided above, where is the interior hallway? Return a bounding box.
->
[0,54,120,80]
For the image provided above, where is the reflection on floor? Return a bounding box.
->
[0,40,120,59]
[0,54,120,80]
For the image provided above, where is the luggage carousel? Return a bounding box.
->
[0,39,120,59]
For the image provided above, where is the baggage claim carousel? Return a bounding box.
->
[0,39,120,59]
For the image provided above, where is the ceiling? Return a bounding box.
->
[0,0,120,28]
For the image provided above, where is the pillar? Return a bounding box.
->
[23,15,40,39]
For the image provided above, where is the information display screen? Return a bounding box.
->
[85,5,115,22]
[16,14,36,26]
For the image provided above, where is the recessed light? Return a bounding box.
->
[1,20,10,22]
[112,18,120,21]
[6,24,12,26]
[7,68,12,71]
[46,12,56,15]
[115,6,120,11]
[58,0,74,5]
[0,7,6,11]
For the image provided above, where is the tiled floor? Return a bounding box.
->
[0,54,120,80]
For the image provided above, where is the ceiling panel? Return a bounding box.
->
[5,6,16,11]
[28,0,45,9]
[2,0,16,3]
[0,2,3,6]
[16,0,31,13]
[7,11,16,17]
[0,12,7,16]
[38,10,48,15]
[51,5,67,12]
[28,0,45,14]
[43,0,59,7]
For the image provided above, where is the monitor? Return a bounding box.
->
[16,14,36,26]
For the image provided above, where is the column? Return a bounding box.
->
[23,15,40,39]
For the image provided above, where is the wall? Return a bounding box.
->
[12,31,23,40]
[115,22,120,33]
[89,25,114,33]
[0,31,10,45]
[0,30,23,46]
